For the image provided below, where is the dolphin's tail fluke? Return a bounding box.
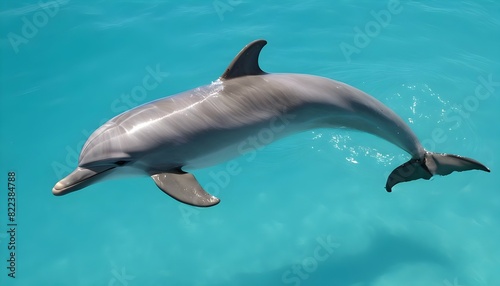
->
[385,152,490,192]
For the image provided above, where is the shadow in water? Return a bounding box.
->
[208,228,456,286]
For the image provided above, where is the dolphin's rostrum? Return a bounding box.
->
[52,40,490,206]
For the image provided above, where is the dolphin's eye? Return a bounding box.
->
[114,160,129,166]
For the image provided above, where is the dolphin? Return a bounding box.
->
[52,39,490,206]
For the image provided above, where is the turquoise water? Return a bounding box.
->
[1,0,499,285]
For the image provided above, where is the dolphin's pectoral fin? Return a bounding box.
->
[220,39,267,80]
[385,152,490,192]
[151,172,220,207]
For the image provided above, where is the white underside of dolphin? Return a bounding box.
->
[52,40,490,207]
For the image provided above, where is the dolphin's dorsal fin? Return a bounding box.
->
[151,171,220,207]
[219,39,267,80]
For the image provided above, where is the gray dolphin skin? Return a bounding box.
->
[53,39,490,206]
